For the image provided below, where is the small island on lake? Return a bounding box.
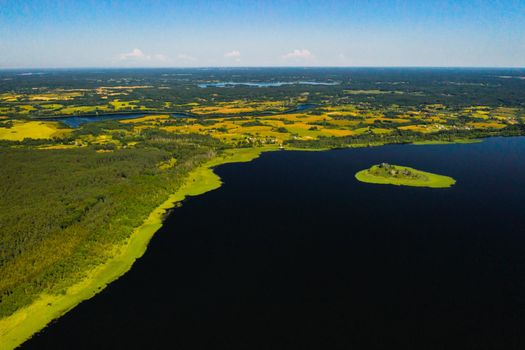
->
[355,163,456,188]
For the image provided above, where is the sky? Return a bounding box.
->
[0,0,524,68]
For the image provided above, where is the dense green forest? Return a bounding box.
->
[0,131,223,316]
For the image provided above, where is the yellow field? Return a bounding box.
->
[0,100,516,146]
[190,100,288,115]
[38,144,82,150]
[59,105,111,114]
[371,128,394,134]
[17,105,36,113]
[191,106,257,114]
[40,104,64,110]
[81,134,119,145]
[110,101,519,146]
[109,99,146,110]
[123,110,365,145]
[28,92,83,101]
[158,157,177,170]
[120,115,170,124]
[0,121,70,141]
[467,122,506,129]
[0,93,23,102]
[398,124,448,133]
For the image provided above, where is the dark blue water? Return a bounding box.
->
[197,81,339,88]
[46,113,151,128]
[23,137,525,349]
[289,103,317,112]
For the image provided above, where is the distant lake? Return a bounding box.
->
[46,112,198,128]
[23,137,525,349]
[45,113,152,128]
[197,81,340,88]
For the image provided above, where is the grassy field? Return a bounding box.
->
[58,105,111,114]
[355,164,456,188]
[0,121,70,141]
[190,100,288,115]
[142,98,519,145]
[412,139,482,145]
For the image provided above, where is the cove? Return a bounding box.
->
[20,137,525,349]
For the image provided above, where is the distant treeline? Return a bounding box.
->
[285,124,525,149]
[1,68,525,118]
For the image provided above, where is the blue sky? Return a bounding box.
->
[0,0,524,68]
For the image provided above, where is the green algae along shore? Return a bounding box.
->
[0,147,273,350]
[355,163,456,188]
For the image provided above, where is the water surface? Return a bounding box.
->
[23,137,525,349]
[46,112,199,128]
[197,81,339,88]
[46,113,151,128]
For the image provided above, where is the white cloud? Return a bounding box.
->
[282,49,313,60]
[224,50,241,58]
[224,50,241,62]
[117,48,168,62]
[119,48,148,61]
[176,53,196,62]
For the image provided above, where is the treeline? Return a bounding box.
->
[284,125,525,149]
[0,132,223,317]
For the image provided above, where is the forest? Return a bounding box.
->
[0,130,223,316]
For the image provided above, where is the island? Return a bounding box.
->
[355,163,456,188]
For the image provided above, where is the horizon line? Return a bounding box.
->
[1,65,524,71]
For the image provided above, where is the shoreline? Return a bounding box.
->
[0,147,273,350]
[355,164,456,188]
[0,138,478,349]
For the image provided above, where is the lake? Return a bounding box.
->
[22,137,525,349]
[197,81,340,88]
[46,113,152,128]
[46,113,203,128]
